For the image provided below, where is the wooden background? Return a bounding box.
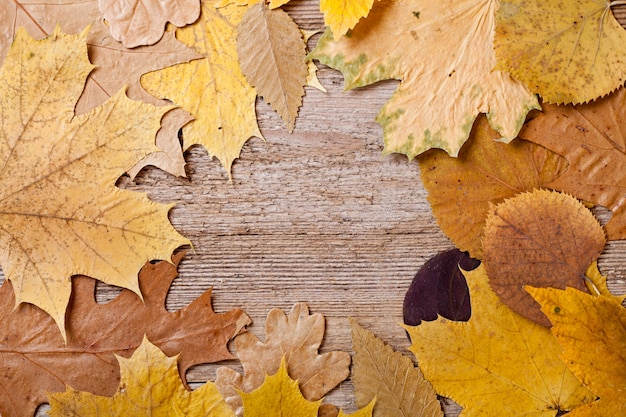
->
[32,3,626,416]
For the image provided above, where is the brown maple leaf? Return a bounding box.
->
[0,252,250,417]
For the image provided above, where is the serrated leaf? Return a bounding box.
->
[237,3,307,132]
[309,0,539,159]
[320,0,375,39]
[495,0,626,104]
[350,319,443,417]
[0,26,189,337]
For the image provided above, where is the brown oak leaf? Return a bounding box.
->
[0,252,250,417]
[215,303,351,416]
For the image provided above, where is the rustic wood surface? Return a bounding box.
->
[28,3,626,416]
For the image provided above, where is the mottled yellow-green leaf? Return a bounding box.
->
[47,337,233,416]
[495,0,626,104]
[0,26,188,338]
[320,0,375,39]
[309,0,539,159]
[404,265,594,417]
[142,1,263,175]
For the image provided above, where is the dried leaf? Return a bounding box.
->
[404,265,594,417]
[519,87,626,240]
[584,261,626,304]
[302,29,327,93]
[320,0,374,39]
[528,286,626,417]
[142,1,263,175]
[350,319,443,417]
[99,0,201,47]
[237,3,307,132]
[0,252,249,417]
[215,303,351,416]
[48,336,234,416]
[403,249,478,326]
[483,189,606,326]
[309,0,539,159]
[0,26,189,335]
[418,115,567,258]
[495,0,626,104]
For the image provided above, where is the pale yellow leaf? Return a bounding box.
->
[320,0,374,39]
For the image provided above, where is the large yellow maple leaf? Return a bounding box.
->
[404,265,593,416]
[47,336,234,416]
[0,27,189,337]
[309,0,539,159]
[495,0,626,104]
[528,286,626,416]
[142,0,263,175]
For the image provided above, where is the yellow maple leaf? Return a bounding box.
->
[495,0,626,104]
[528,286,626,416]
[240,357,374,417]
[141,0,263,175]
[309,0,539,159]
[404,264,594,417]
[0,26,189,338]
[47,336,234,416]
[320,0,375,39]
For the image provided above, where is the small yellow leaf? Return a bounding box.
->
[584,261,626,303]
[528,286,626,416]
[320,0,375,39]
[47,336,234,416]
[404,265,594,417]
[495,0,626,104]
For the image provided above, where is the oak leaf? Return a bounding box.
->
[320,0,374,39]
[417,115,567,258]
[482,189,606,327]
[99,0,201,47]
[215,303,351,416]
[519,87,626,240]
[0,26,189,335]
[350,319,443,417]
[237,3,307,132]
[495,0,626,104]
[240,358,375,417]
[0,252,249,417]
[404,264,594,417]
[48,336,234,416]
[528,286,626,417]
[142,1,263,175]
[309,0,539,159]
[403,249,478,326]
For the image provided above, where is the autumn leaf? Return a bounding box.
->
[237,3,307,132]
[519,87,626,240]
[350,319,443,417]
[482,189,606,326]
[240,357,375,417]
[403,249,478,326]
[528,286,626,416]
[0,26,190,335]
[495,0,626,104]
[100,0,201,47]
[48,336,234,416]
[302,29,327,93]
[584,261,626,304]
[417,115,567,259]
[404,264,594,417]
[215,303,351,416]
[0,252,249,417]
[142,1,263,175]
[320,0,374,39]
[309,0,539,159]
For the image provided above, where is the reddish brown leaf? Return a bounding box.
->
[0,252,249,417]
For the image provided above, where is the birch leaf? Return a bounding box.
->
[495,0,626,104]
[0,26,189,337]
[404,265,594,417]
[142,1,263,175]
[320,0,375,39]
[215,303,351,416]
[482,189,606,327]
[350,319,443,417]
[237,3,307,132]
[48,337,234,416]
[309,0,539,159]
[99,0,201,47]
